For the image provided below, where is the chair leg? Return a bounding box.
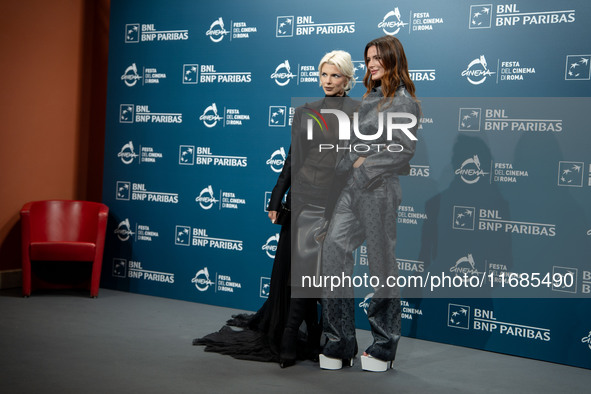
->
[22,259,32,297]
[90,258,102,298]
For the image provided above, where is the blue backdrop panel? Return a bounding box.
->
[102,0,591,369]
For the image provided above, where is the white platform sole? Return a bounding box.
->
[319,354,354,370]
[360,354,393,372]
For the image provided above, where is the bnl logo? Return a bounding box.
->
[458,108,481,131]
[565,55,591,80]
[353,61,365,82]
[112,258,127,278]
[469,5,492,29]
[125,24,140,43]
[553,266,591,294]
[557,162,585,187]
[552,266,578,293]
[183,64,198,84]
[175,226,191,246]
[453,206,476,230]
[269,106,286,127]
[264,192,272,212]
[276,16,294,37]
[120,104,134,123]
[179,145,195,165]
[260,277,271,298]
[448,303,470,329]
[116,181,130,200]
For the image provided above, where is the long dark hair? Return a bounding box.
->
[363,35,416,99]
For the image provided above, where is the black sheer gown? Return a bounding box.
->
[192,154,296,362]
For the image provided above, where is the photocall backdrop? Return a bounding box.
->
[101,0,591,369]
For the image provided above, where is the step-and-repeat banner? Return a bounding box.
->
[102,0,591,369]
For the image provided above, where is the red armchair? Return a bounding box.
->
[20,200,109,297]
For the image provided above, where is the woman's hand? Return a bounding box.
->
[268,210,278,223]
[353,157,366,168]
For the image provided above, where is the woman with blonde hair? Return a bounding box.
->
[275,49,359,367]
[196,50,359,369]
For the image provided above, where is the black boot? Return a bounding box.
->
[279,298,314,368]
[279,327,298,368]
[304,299,320,362]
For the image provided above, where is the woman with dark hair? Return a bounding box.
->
[318,36,420,372]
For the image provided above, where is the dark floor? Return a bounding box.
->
[1,288,590,394]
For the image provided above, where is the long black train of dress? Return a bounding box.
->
[193,96,359,363]
[191,165,293,362]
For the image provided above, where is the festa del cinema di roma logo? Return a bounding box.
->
[206,17,229,42]
[462,55,496,85]
[378,7,408,35]
[582,331,591,350]
[270,60,297,86]
[303,108,418,152]
[195,185,218,210]
[191,267,214,291]
[267,147,287,173]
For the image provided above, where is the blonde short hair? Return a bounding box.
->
[318,50,356,92]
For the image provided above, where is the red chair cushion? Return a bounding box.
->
[30,242,96,261]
